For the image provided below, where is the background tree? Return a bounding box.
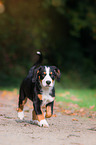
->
[0,0,96,88]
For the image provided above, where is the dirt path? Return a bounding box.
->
[0,90,96,145]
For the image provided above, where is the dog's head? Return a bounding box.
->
[32,66,61,88]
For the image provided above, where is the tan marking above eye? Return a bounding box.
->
[50,72,52,75]
[44,72,46,75]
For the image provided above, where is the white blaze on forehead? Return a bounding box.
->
[45,66,50,75]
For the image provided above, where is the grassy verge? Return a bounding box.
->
[55,89,96,111]
[0,86,96,111]
[0,73,96,111]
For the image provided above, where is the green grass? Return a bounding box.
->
[55,89,96,111]
[0,73,96,111]
[1,86,95,111]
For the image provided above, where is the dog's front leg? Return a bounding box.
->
[45,101,54,118]
[32,99,49,127]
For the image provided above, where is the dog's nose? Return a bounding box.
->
[46,80,51,85]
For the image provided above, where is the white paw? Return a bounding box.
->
[17,111,24,120]
[39,119,49,127]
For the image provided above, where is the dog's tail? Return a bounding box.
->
[28,51,42,77]
[33,51,43,67]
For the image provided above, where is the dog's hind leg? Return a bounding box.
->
[17,88,27,120]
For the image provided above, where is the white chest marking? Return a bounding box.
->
[41,87,54,106]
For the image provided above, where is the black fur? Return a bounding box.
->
[18,52,61,116]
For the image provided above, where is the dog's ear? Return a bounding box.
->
[52,66,61,82]
[32,66,42,83]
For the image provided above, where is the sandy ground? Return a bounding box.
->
[0,91,96,145]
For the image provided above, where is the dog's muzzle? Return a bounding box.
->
[46,80,51,86]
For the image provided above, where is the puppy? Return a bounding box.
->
[17,51,61,127]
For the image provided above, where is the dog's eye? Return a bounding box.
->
[42,72,46,77]
[42,74,45,77]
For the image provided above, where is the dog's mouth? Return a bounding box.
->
[45,84,52,87]
[41,83,53,88]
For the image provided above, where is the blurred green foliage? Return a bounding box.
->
[0,0,96,88]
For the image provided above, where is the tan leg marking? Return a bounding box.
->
[32,110,38,120]
[45,106,52,118]
[17,105,23,112]
[17,97,27,112]
[32,109,45,122]
[38,94,42,100]
[37,109,45,122]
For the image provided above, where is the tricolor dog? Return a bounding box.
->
[17,51,61,127]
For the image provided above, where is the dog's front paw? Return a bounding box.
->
[17,111,24,120]
[39,119,49,127]
[30,119,39,125]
